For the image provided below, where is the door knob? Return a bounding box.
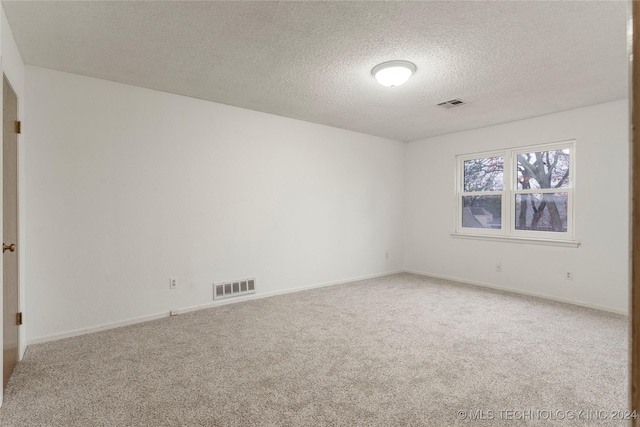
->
[3,243,15,253]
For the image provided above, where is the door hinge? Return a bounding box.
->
[16,312,22,326]
[15,121,21,134]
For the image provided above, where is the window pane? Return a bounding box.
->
[462,195,501,229]
[515,193,568,232]
[517,149,570,190]
[464,157,503,192]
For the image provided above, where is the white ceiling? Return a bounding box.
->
[2,1,629,142]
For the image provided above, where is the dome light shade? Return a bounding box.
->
[372,60,416,87]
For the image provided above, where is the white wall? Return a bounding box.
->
[404,100,629,313]
[24,66,406,343]
[0,5,26,405]
[22,66,631,343]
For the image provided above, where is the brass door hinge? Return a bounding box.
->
[16,312,22,326]
[15,121,21,134]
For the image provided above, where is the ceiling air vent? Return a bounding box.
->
[437,99,466,109]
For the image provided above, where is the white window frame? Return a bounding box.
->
[453,140,578,247]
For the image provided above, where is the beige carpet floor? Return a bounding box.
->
[0,273,629,426]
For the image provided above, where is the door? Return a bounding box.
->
[3,75,19,389]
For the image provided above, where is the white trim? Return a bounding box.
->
[450,232,580,247]
[27,267,624,346]
[27,311,168,345]
[405,270,627,315]
[177,270,403,315]
[27,270,403,345]
[513,188,569,195]
[460,190,503,196]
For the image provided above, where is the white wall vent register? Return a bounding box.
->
[214,278,256,300]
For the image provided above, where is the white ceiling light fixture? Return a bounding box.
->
[371,60,417,88]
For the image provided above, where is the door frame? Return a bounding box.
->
[631,2,639,424]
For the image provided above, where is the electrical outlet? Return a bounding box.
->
[565,271,573,280]
[170,278,178,289]
[496,262,502,273]
[170,309,179,316]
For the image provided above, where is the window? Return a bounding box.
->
[455,141,575,244]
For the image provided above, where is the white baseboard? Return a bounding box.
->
[27,270,403,345]
[176,269,404,315]
[28,268,625,346]
[28,311,169,345]
[405,269,628,315]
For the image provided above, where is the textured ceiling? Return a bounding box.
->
[2,1,628,142]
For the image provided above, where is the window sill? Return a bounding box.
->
[450,233,580,248]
